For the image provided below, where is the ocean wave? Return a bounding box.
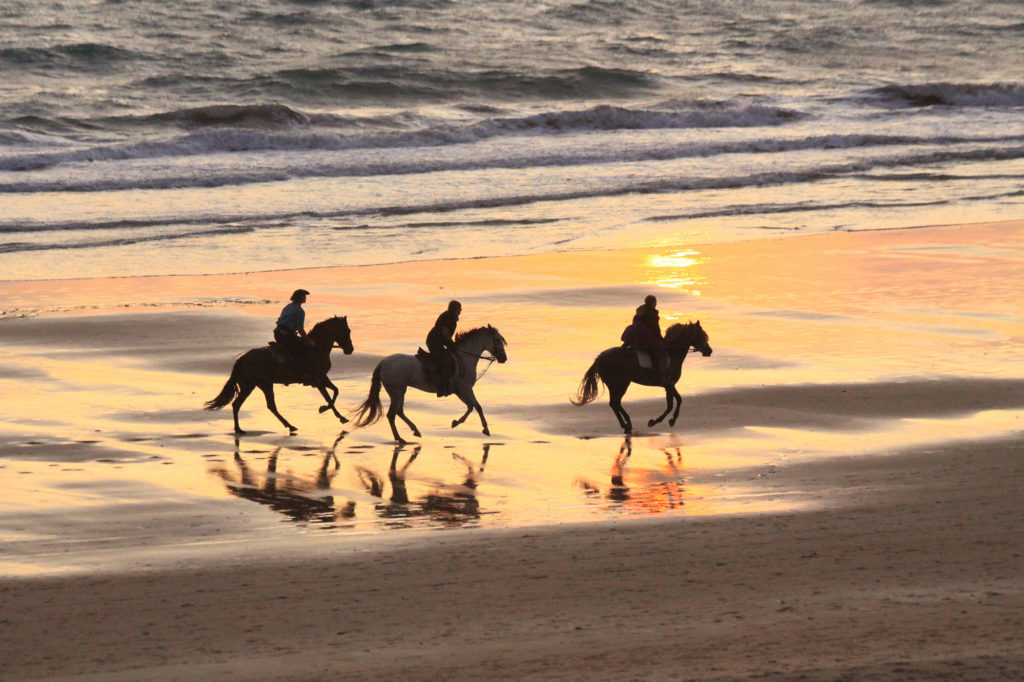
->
[2,130,1022,190]
[474,103,803,133]
[0,102,811,173]
[0,43,146,70]
[149,65,663,103]
[145,104,312,129]
[866,82,1024,108]
[8,146,1022,241]
[0,225,254,254]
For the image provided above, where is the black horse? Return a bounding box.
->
[571,321,712,433]
[204,316,354,434]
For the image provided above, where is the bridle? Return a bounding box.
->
[456,332,503,380]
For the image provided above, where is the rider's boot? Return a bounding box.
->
[434,362,446,397]
[653,354,667,385]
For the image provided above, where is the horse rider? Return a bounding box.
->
[626,294,667,382]
[427,300,461,396]
[274,288,311,377]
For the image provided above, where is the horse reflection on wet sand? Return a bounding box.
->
[210,437,493,529]
[363,444,491,526]
[572,321,712,434]
[575,436,687,512]
[209,433,347,525]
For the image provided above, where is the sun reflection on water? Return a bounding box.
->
[644,250,707,295]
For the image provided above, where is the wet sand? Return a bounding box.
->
[1,220,1023,679]
[3,437,1023,681]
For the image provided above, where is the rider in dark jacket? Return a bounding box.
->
[427,300,461,396]
[626,295,667,382]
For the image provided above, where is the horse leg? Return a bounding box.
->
[385,385,421,444]
[317,378,340,415]
[315,380,348,424]
[231,382,256,435]
[259,383,297,433]
[648,386,675,428]
[668,386,683,427]
[452,387,489,436]
[607,381,632,434]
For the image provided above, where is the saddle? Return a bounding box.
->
[268,341,289,365]
[416,348,458,395]
[269,341,317,385]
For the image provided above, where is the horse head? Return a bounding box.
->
[487,326,508,364]
[665,320,712,357]
[311,316,354,354]
[454,325,508,363]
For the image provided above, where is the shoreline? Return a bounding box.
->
[1,216,1020,290]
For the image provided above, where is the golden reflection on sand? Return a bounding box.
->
[644,249,707,296]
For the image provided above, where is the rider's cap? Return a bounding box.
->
[291,289,310,300]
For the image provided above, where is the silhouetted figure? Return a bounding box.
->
[353,324,507,443]
[573,320,713,434]
[427,300,461,396]
[636,294,662,339]
[274,288,311,377]
[205,315,354,434]
[622,294,666,382]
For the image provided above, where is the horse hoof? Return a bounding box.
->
[318,406,330,413]
[647,419,657,428]
[451,420,459,429]
[482,428,490,436]
[669,418,676,427]
[339,415,349,424]
[288,426,297,433]
[413,430,422,438]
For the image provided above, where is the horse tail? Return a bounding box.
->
[570,358,602,406]
[204,363,239,411]
[352,362,384,427]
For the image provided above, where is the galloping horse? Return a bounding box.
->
[571,321,712,434]
[204,316,354,434]
[352,325,508,444]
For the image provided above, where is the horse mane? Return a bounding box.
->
[664,321,699,344]
[454,325,506,348]
[309,315,346,335]
[664,322,688,338]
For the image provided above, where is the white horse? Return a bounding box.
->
[352,325,508,443]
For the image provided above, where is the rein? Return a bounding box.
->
[458,348,497,380]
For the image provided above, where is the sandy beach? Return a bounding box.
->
[2,220,1023,680]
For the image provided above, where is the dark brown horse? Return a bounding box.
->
[204,316,354,434]
[571,321,712,434]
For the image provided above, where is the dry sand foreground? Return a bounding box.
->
[3,437,1023,681]
[1,220,1023,680]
